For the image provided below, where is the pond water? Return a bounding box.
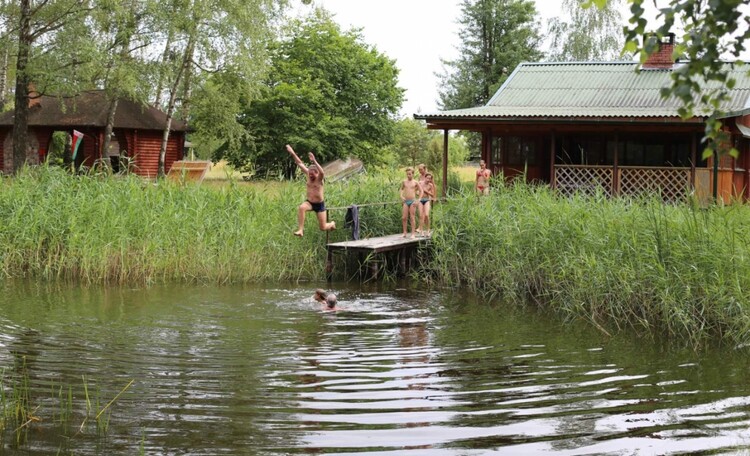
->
[1,281,750,455]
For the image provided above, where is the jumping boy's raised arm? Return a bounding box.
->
[286,144,309,174]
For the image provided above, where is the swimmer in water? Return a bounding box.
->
[313,289,340,311]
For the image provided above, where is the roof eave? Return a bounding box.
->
[415,115,705,124]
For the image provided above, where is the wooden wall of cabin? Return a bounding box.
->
[35,128,52,162]
[128,130,184,178]
[706,134,749,203]
[1,128,49,173]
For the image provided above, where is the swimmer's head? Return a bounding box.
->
[326,293,338,308]
[314,288,327,302]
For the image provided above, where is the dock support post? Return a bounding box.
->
[326,247,333,282]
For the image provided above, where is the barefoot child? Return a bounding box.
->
[400,167,422,238]
[476,159,491,195]
[416,164,428,233]
[418,173,435,236]
[286,144,336,237]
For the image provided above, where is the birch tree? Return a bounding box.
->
[89,0,155,164]
[152,0,286,177]
[0,0,13,111]
[547,0,624,61]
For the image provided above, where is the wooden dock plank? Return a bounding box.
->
[327,233,431,253]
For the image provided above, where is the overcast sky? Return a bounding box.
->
[295,1,745,117]
[299,0,636,117]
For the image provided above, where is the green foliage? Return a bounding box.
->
[387,119,469,171]
[426,133,469,169]
[430,184,750,348]
[438,0,543,111]
[437,0,543,155]
[217,9,403,175]
[546,0,626,61]
[1,0,285,170]
[389,118,433,167]
[168,0,283,146]
[0,165,403,284]
[622,0,750,157]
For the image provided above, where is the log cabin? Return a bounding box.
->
[415,34,750,203]
[0,90,188,178]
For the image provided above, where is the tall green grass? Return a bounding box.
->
[429,180,750,347]
[0,166,402,284]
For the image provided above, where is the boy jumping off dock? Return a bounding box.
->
[286,144,336,237]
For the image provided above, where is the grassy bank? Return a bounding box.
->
[4,166,750,346]
[429,181,750,348]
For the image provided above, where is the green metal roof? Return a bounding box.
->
[416,61,750,120]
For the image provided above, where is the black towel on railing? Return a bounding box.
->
[344,205,360,240]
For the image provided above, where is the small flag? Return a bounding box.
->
[71,130,84,161]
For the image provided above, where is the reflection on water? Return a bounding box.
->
[1,280,750,454]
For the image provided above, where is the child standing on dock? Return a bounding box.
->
[286,144,336,237]
[418,173,435,237]
[400,167,422,238]
[416,164,428,234]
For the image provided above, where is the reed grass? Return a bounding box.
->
[0,165,411,284]
[0,366,129,450]
[428,180,750,348]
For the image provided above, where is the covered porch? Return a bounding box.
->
[426,119,750,204]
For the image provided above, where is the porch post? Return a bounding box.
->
[482,131,494,165]
[98,131,104,160]
[712,140,718,201]
[549,132,556,189]
[613,133,619,196]
[690,132,696,189]
[442,129,449,198]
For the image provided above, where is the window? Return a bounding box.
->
[644,144,664,166]
[507,137,522,165]
[491,137,503,165]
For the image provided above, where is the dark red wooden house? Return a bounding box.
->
[416,36,750,203]
[0,90,188,178]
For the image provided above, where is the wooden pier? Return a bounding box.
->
[326,233,431,280]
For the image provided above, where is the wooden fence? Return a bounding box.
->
[554,165,698,202]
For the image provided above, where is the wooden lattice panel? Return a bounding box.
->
[619,167,690,202]
[554,166,613,197]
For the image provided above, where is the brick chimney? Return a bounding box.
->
[642,33,676,69]
[27,83,41,109]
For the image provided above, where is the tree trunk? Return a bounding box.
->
[63,130,72,168]
[101,98,118,167]
[153,29,173,109]
[0,47,8,111]
[178,39,196,127]
[158,35,194,178]
[12,0,32,175]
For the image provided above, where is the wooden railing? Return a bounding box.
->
[554,165,692,202]
[555,165,613,197]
